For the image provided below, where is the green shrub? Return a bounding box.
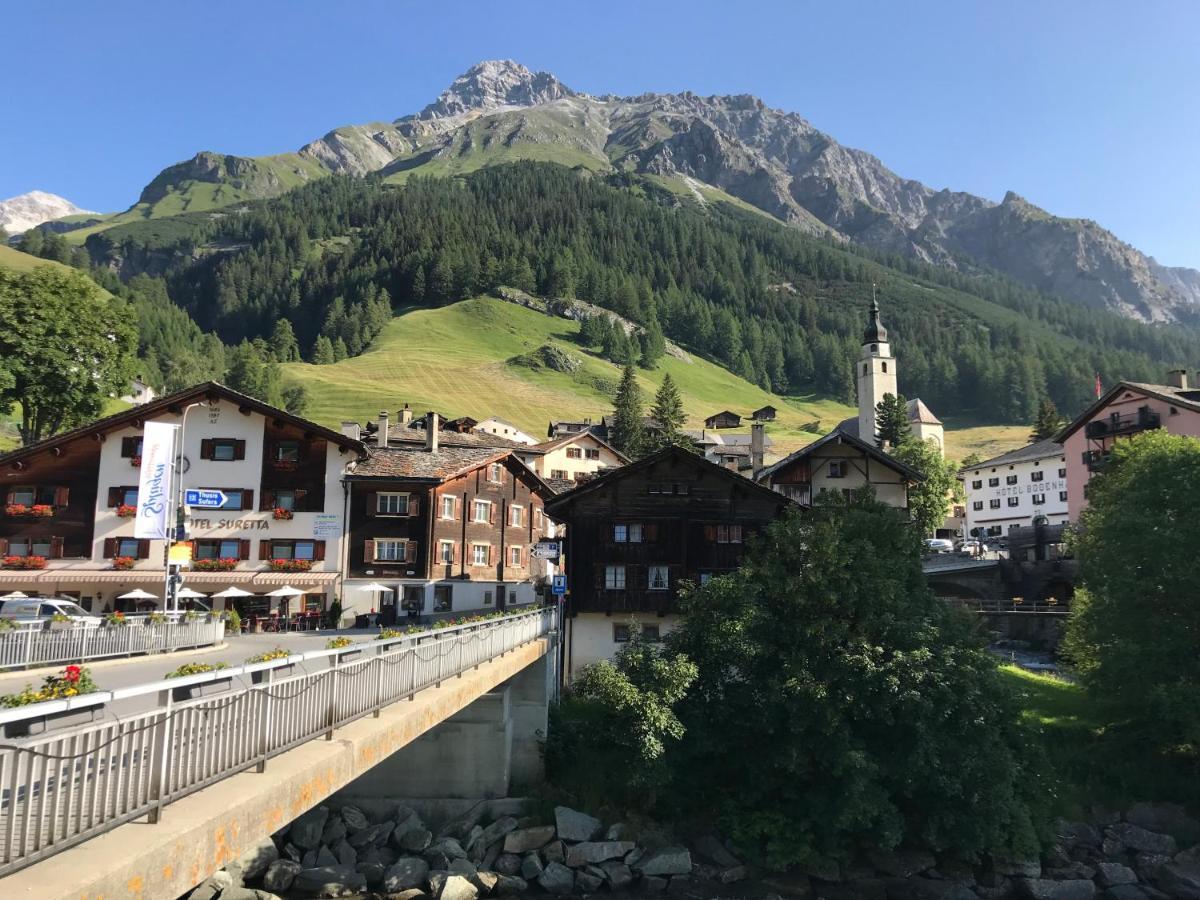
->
[165,662,229,679]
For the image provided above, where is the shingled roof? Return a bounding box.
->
[961,438,1063,473]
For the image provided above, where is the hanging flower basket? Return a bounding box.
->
[111,556,136,571]
[3,556,47,570]
[116,504,137,518]
[272,507,294,520]
[193,558,238,572]
[269,558,312,573]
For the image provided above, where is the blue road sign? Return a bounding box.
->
[552,575,567,596]
[184,489,228,509]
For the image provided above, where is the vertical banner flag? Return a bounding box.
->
[134,422,179,540]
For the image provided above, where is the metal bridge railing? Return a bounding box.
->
[0,605,557,877]
[0,618,227,671]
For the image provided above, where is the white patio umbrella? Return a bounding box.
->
[118,589,158,600]
[212,586,254,598]
[266,586,304,598]
[0,590,28,600]
[355,583,394,594]
[175,588,208,599]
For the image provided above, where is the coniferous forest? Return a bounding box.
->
[41,162,1200,423]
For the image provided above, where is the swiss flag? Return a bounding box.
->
[1094,373,1103,398]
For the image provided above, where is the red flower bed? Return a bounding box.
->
[193,558,238,572]
[269,558,312,573]
[2,556,46,570]
[3,504,27,517]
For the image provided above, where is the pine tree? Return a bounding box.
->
[649,373,686,449]
[610,365,646,458]
[875,393,912,449]
[639,317,666,369]
[269,318,300,362]
[1030,398,1063,442]
[311,335,335,365]
[332,337,349,362]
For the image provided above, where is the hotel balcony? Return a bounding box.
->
[1084,406,1161,440]
[1081,449,1111,473]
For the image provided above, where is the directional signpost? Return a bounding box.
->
[552,575,567,596]
[531,541,561,561]
[184,488,228,509]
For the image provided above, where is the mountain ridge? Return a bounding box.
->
[0,191,96,235]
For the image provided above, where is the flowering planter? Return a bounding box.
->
[251,663,294,685]
[171,677,232,703]
[268,559,312,573]
[193,559,238,572]
[3,701,106,738]
[111,557,136,571]
[116,505,137,518]
[2,556,47,570]
[272,508,294,521]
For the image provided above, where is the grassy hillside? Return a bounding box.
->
[0,244,77,272]
[284,297,855,456]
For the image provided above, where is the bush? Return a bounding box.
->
[222,608,241,633]
[323,599,342,630]
[668,498,1045,869]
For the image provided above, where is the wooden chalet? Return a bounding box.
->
[704,410,742,429]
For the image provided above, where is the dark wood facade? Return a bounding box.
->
[545,446,791,615]
[258,419,330,513]
[704,410,742,429]
[0,439,102,559]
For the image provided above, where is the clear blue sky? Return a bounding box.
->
[4,1,1198,267]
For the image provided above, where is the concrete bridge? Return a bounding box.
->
[0,607,558,900]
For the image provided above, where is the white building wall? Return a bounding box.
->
[857,340,897,442]
[566,612,679,681]
[475,419,538,446]
[963,453,1070,537]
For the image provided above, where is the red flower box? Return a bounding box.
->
[269,558,312,573]
[193,558,238,572]
[130,456,141,467]
[3,556,47,570]
[3,504,28,517]
[111,556,136,570]
[272,507,294,520]
[116,504,137,518]
[29,505,54,518]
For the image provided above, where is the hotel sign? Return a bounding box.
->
[134,422,179,540]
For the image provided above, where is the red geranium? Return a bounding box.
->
[64,665,81,683]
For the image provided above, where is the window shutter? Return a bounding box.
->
[234,440,246,460]
[107,487,122,508]
[408,494,420,517]
[454,496,460,519]
[200,439,214,460]
[365,493,377,518]
[137,539,151,560]
[704,525,716,542]
[0,539,7,555]
[594,566,604,589]
[103,538,116,559]
[239,539,251,560]
[242,489,254,511]
[363,540,375,563]
[49,537,64,559]
[313,541,326,561]
[451,541,458,564]
[261,490,274,511]
[54,487,69,507]
[645,523,659,542]
[259,540,271,561]
[489,503,496,525]
[487,544,493,566]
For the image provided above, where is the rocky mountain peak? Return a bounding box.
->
[415,59,575,120]
[0,190,95,235]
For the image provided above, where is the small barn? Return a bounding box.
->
[704,410,742,429]
[751,405,777,422]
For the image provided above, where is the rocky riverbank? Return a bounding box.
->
[184,799,1200,900]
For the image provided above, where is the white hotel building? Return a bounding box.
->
[960,438,1070,538]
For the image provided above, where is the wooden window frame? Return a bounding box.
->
[472,499,491,523]
[376,492,410,517]
[604,564,626,590]
[374,539,408,563]
[471,543,490,566]
[647,564,669,591]
[508,545,522,567]
[200,438,246,462]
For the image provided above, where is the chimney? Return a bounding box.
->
[426,412,439,453]
[750,423,765,480]
[1168,369,1188,390]
[377,411,389,446]
[399,404,413,426]
[340,421,361,441]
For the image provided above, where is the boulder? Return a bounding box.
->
[284,842,303,863]
[504,825,557,853]
[606,823,630,841]
[390,891,430,900]
[542,840,566,864]
[693,835,740,869]
[322,817,347,847]
[1126,803,1200,845]
[333,839,357,868]
[1095,862,1137,886]
[449,858,478,877]
[637,847,692,877]
[1058,821,1103,850]
[994,859,1042,879]
[554,806,602,842]
[356,861,385,888]
[473,870,500,895]
[291,807,331,850]
[263,860,302,894]
[495,853,522,876]
[602,861,634,890]
[1157,860,1200,899]
[494,874,528,895]
[341,804,368,832]
[475,817,518,850]
[290,865,366,898]
[1045,863,1095,881]
[719,866,748,884]
[538,861,576,895]
[440,874,480,900]
[482,841,503,872]
[818,879,886,900]
[349,820,394,849]
[431,836,469,860]
[234,837,280,881]
[1014,879,1096,900]
[426,850,452,871]
[399,828,434,853]
[1107,824,1176,856]
[384,857,432,892]
[521,852,544,880]
[429,871,449,897]
[576,869,604,893]
[565,841,637,867]
[868,848,937,878]
[1100,887,1149,900]
[1134,853,1171,879]
[640,876,668,893]
[187,871,234,900]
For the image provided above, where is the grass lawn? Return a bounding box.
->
[0,244,77,273]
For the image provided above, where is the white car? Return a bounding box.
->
[923,538,955,554]
[0,597,101,625]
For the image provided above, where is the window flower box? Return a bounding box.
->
[4,503,28,517]
[29,504,55,518]
[116,504,137,518]
[193,558,238,572]
[111,556,136,571]
[269,558,312,573]
[3,556,47,570]
[6,503,55,518]
[1,666,103,737]
[272,507,294,521]
[130,456,141,468]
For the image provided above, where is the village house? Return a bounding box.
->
[751,405,777,422]
[703,410,742,429]
[0,382,363,618]
[547,418,607,440]
[961,439,1069,538]
[1056,370,1200,520]
[342,412,556,623]
[756,429,922,509]
[544,445,791,679]
[474,415,539,446]
[517,431,629,484]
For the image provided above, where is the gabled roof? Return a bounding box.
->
[369,424,534,452]
[0,381,365,466]
[757,429,925,484]
[527,430,631,463]
[1054,380,1200,442]
[348,445,554,497]
[544,444,792,514]
[705,410,741,420]
[961,438,1063,473]
[906,398,942,426]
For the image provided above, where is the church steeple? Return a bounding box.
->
[856,291,897,442]
[863,296,889,346]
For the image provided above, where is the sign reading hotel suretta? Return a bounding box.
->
[134,421,179,540]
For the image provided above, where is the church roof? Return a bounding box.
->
[906,398,942,425]
[863,298,888,344]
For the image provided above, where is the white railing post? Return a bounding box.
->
[256,670,274,773]
[148,690,174,823]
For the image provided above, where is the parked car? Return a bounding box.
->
[956,539,984,556]
[923,538,955,554]
[0,597,100,625]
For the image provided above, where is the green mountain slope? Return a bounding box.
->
[284,296,854,457]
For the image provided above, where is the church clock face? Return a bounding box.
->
[179,455,191,474]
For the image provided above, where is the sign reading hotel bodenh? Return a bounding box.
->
[134,422,179,540]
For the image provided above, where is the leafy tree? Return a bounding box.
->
[1030,397,1064,442]
[311,335,335,365]
[1063,432,1200,756]
[874,392,911,448]
[0,267,136,444]
[649,373,686,450]
[669,500,1044,869]
[224,341,283,406]
[959,452,984,469]
[610,365,646,458]
[269,318,301,362]
[890,437,962,537]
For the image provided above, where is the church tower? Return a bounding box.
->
[857,296,897,442]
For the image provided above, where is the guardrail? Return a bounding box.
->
[0,605,557,877]
[0,618,227,671]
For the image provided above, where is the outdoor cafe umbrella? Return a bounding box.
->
[211,586,254,598]
[118,589,158,600]
[0,591,28,600]
[266,586,304,598]
[175,588,208,599]
[355,583,394,595]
